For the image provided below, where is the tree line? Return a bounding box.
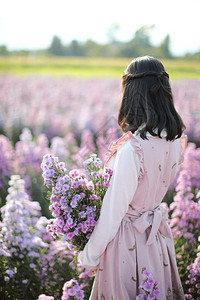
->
[0,25,199,60]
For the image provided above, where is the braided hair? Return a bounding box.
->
[118,56,185,141]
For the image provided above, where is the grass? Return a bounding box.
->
[0,56,200,80]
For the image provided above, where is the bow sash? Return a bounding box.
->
[125,205,172,245]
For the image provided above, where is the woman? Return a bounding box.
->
[78,56,186,299]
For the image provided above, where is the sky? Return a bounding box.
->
[0,0,200,55]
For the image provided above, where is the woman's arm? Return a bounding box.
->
[78,139,141,269]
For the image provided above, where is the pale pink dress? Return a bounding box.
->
[78,129,187,300]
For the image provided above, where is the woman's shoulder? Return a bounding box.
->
[105,131,143,166]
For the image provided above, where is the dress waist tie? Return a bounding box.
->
[124,204,172,245]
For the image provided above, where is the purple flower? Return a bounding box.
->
[4,276,10,282]
[143,270,152,277]
[105,167,113,175]
[103,173,110,179]
[62,184,70,192]
[22,279,28,284]
[58,162,66,169]
[73,194,81,201]
[52,209,61,217]
[137,269,160,299]
[69,169,80,178]
[79,211,86,218]
[5,269,15,277]
[103,182,110,188]
[143,283,152,292]
[147,277,155,285]
[70,200,77,208]
[67,217,73,226]
[73,181,80,188]
[89,194,97,200]
[136,295,145,300]
[91,171,98,176]
[184,232,194,239]
[66,232,74,240]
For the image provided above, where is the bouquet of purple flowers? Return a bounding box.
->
[41,153,113,251]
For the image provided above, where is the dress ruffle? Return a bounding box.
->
[105,131,144,182]
[179,133,188,164]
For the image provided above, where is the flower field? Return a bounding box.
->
[0,75,200,299]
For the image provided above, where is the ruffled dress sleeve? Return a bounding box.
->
[178,133,188,165]
[78,132,143,269]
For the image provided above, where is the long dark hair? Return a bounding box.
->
[118,56,185,141]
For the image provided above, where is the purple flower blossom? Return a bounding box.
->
[103,181,110,188]
[5,269,15,278]
[79,211,86,218]
[62,278,84,300]
[137,269,160,300]
[22,279,28,284]
[4,276,10,282]
[66,232,75,240]
[70,200,77,208]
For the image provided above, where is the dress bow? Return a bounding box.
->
[133,205,172,245]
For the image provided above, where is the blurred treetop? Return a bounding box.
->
[0,25,199,60]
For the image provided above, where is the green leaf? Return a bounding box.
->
[72,255,78,263]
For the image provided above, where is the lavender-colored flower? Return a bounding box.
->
[103,181,110,188]
[29,263,36,269]
[137,269,160,300]
[66,232,75,240]
[22,279,28,284]
[4,276,10,282]
[136,295,145,300]
[70,199,77,208]
[62,278,84,300]
[0,175,48,258]
[79,211,86,218]
[143,283,153,292]
[5,269,15,278]
[143,270,152,277]
[67,217,73,226]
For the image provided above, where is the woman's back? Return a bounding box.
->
[107,131,186,212]
[130,133,183,211]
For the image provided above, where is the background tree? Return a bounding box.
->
[119,25,155,57]
[48,35,65,56]
[0,45,9,56]
[157,34,173,59]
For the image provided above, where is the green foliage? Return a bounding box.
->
[0,56,200,79]
[0,45,9,56]
[29,170,52,219]
[156,34,173,59]
[174,234,198,281]
[0,254,42,300]
[48,35,66,56]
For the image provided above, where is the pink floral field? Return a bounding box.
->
[0,76,200,299]
[0,76,200,142]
